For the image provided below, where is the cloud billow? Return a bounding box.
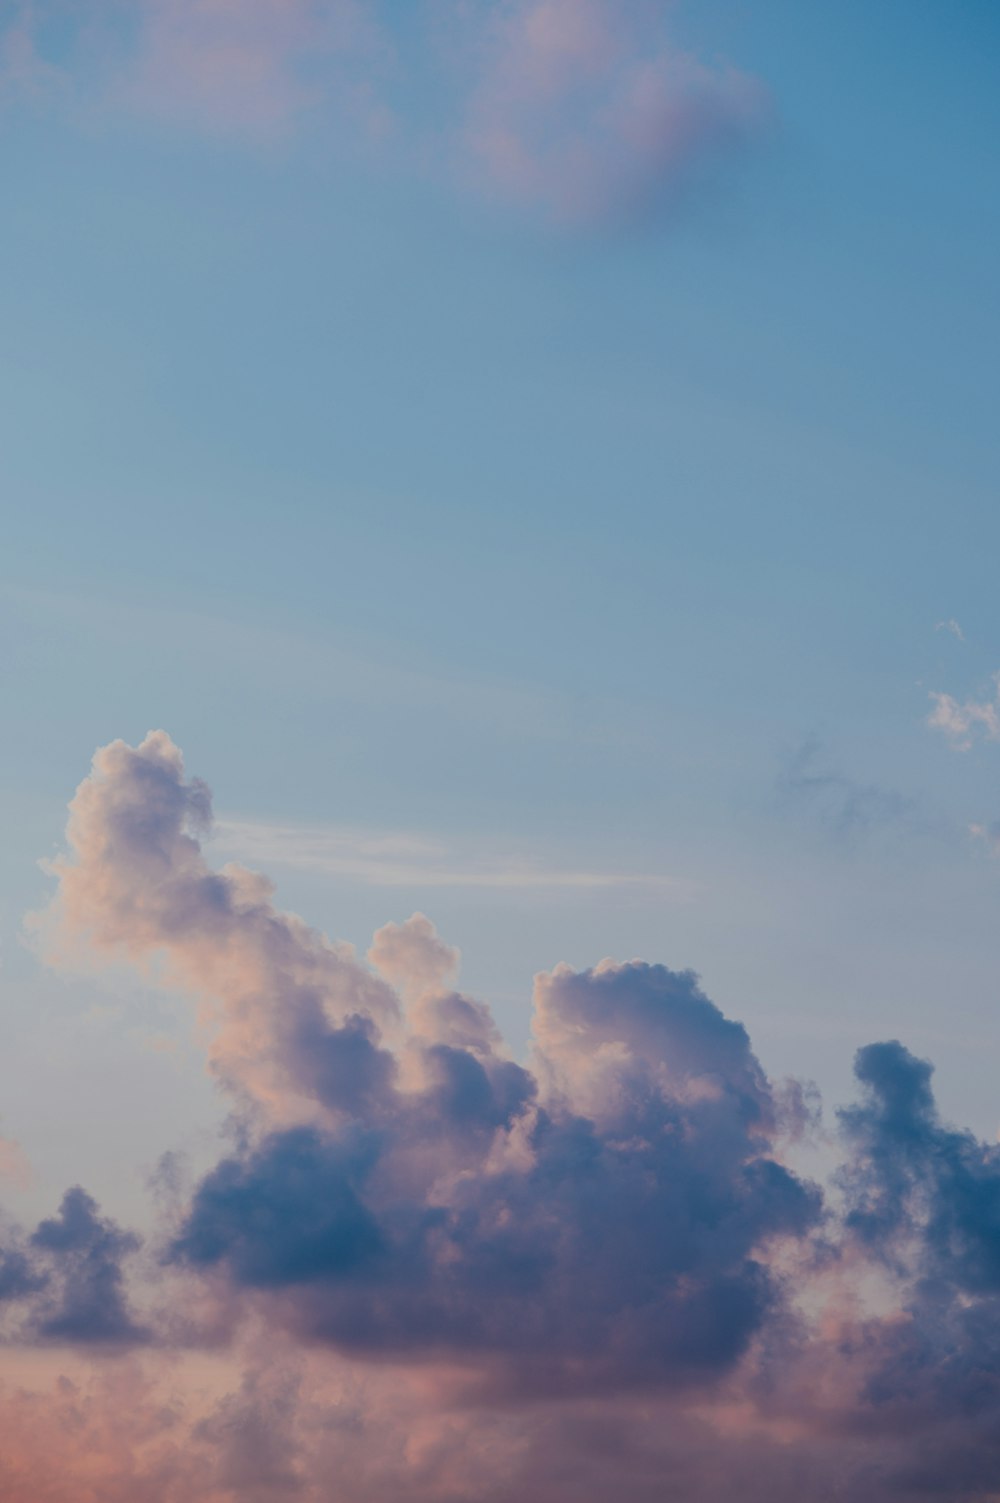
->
[35,731,816,1388]
[10,729,1000,1497]
[170,967,818,1386]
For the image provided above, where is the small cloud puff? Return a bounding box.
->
[928,672,1000,749]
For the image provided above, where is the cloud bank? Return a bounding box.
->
[6,730,1000,1498]
[0,1,770,225]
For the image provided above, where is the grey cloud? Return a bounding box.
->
[30,1187,146,1345]
[776,737,918,836]
[168,957,818,1392]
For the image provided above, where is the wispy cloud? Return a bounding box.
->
[0,1,771,228]
[212,815,685,892]
[457,0,770,224]
[0,581,652,755]
[0,3,62,104]
[775,738,917,836]
[969,821,1000,855]
[935,618,965,641]
[114,0,387,139]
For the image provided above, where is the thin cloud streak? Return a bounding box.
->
[212,816,690,893]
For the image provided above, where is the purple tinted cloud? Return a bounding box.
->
[33,733,818,1387]
[459,0,770,224]
[0,1,771,226]
[9,731,1000,1497]
[0,1187,144,1347]
[30,1188,147,1345]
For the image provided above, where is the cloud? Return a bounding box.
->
[928,672,1000,749]
[29,1188,147,1345]
[25,731,815,1395]
[0,1136,31,1192]
[33,730,401,1121]
[0,1344,831,1503]
[115,0,384,138]
[0,1187,145,1347]
[776,738,917,836]
[459,0,771,224]
[212,816,687,893]
[0,1,771,227]
[167,959,818,1391]
[368,911,460,1002]
[17,729,1000,1496]
[970,821,1000,855]
[825,1041,1000,1491]
[32,731,813,1390]
[936,618,965,641]
[840,1039,1000,1296]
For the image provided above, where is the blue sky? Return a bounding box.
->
[8,8,1000,1502]
[3,0,1000,1225]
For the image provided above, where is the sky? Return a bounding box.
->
[2,2,1000,1499]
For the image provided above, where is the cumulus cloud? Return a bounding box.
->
[35,729,400,1124]
[11,730,1000,1497]
[0,1,770,226]
[34,732,815,1391]
[368,911,460,1001]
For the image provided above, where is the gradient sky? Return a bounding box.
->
[2,4,1000,1499]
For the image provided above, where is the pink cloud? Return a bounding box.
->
[368,911,460,1003]
[117,0,381,137]
[34,730,400,1124]
[33,732,817,1397]
[0,1,769,224]
[15,732,1000,1497]
[0,1137,31,1192]
[0,0,389,140]
[460,0,771,223]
